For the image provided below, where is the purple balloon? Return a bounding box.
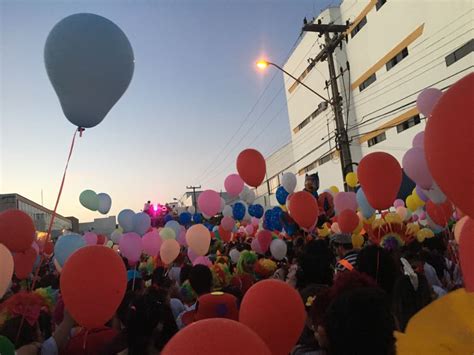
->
[393,199,405,208]
[187,248,198,263]
[412,214,419,222]
[415,185,429,202]
[83,232,97,245]
[334,192,358,213]
[119,232,142,263]
[402,147,433,189]
[416,88,443,117]
[412,131,424,148]
[193,256,212,267]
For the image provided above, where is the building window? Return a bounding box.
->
[367,132,386,147]
[376,0,387,11]
[318,153,332,166]
[445,39,473,67]
[386,47,409,71]
[268,175,280,193]
[293,102,329,133]
[288,61,315,93]
[396,114,421,133]
[359,73,377,92]
[351,16,367,38]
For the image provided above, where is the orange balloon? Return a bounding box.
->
[236,149,266,188]
[162,318,271,355]
[186,224,211,256]
[287,191,319,229]
[239,280,306,355]
[425,73,474,219]
[0,210,35,252]
[60,245,126,329]
[160,239,180,264]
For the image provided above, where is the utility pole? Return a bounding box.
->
[302,22,354,191]
[186,185,201,210]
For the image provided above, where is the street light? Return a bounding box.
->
[256,59,330,103]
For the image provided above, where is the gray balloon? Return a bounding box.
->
[44,13,134,128]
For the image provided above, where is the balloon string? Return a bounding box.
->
[31,127,82,291]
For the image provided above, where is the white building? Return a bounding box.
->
[257,0,473,204]
[79,216,117,236]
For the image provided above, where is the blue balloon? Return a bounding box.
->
[133,212,151,236]
[44,13,134,128]
[193,213,203,223]
[165,220,181,237]
[54,234,86,267]
[164,214,174,223]
[356,188,375,219]
[249,204,264,219]
[276,186,289,205]
[179,212,192,225]
[233,202,246,220]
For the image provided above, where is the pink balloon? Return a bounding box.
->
[331,222,341,233]
[393,199,405,208]
[224,174,244,197]
[419,211,427,220]
[257,230,272,253]
[245,225,254,235]
[412,131,424,148]
[193,256,212,267]
[187,248,198,263]
[416,87,443,117]
[334,192,357,213]
[221,216,235,232]
[402,147,433,189]
[177,229,187,246]
[142,230,162,256]
[197,190,221,217]
[119,232,142,264]
[251,217,260,226]
[83,232,98,246]
[251,238,263,254]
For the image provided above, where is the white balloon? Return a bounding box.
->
[222,205,233,217]
[97,193,112,214]
[202,213,211,220]
[243,211,252,222]
[270,239,287,261]
[111,229,122,244]
[281,173,297,194]
[229,249,240,264]
[239,186,250,201]
[187,206,196,215]
[245,190,256,205]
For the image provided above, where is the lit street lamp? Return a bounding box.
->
[256,60,330,103]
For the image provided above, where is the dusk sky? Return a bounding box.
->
[1,0,332,222]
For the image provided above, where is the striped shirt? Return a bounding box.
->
[336,251,358,272]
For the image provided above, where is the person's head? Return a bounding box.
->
[325,287,395,355]
[189,264,213,296]
[179,264,192,285]
[331,234,353,258]
[297,240,334,289]
[357,245,399,296]
[305,173,320,193]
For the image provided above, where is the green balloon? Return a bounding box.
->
[79,189,99,211]
[0,336,15,355]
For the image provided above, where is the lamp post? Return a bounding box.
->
[256,60,329,103]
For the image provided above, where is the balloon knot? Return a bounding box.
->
[78,127,85,137]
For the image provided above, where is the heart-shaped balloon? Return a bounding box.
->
[14,247,37,279]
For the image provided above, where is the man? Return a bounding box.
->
[332,233,358,273]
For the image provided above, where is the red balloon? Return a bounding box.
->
[426,200,452,227]
[239,280,306,355]
[358,152,402,210]
[459,217,474,292]
[97,234,106,245]
[338,209,360,233]
[13,247,37,280]
[44,241,54,255]
[287,191,319,229]
[425,73,474,219]
[0,210,35,252]
[218,225,232,243]
[236,149,266,188]
[256,230,272,253]
[60,245,127,329]
[162,318,270,355]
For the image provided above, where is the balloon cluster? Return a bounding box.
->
[79,190,112,214]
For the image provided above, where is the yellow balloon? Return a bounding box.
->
[329,185,339,194]
[352,234,364,249]
[412,189,425,208]
[406,195,418,211]
[345,172,359,188]
[363,214,376,225]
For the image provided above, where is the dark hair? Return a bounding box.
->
[325,287,395,355]
[189,265,213,296]
[392,273,433,331]
[297,240,334,289]
[126,289,178,354]
[179,264,192,285]
[0,316,38,348]
[152,267,172,290]
[357,245,400,297]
